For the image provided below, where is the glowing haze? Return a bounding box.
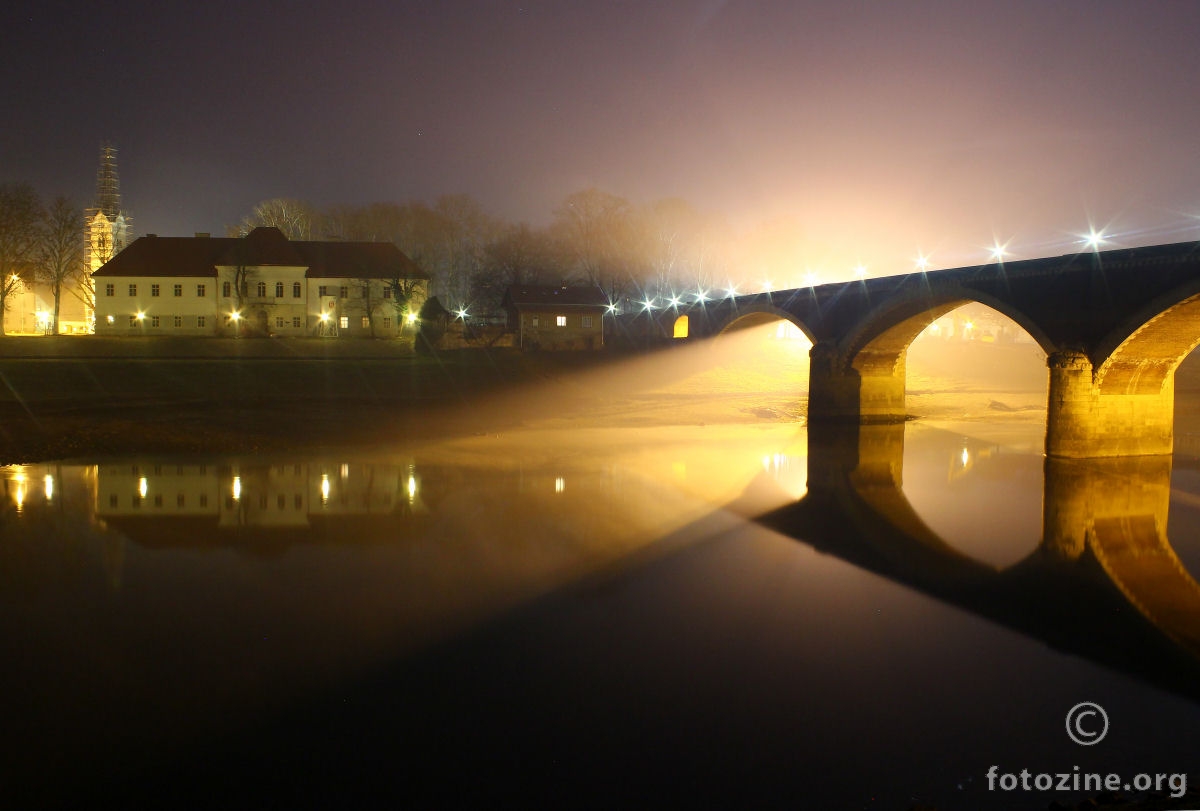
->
[4,0,1200,285]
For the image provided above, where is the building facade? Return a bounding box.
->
[502,285,609,350]
[93,227,427,337]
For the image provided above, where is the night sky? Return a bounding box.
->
[4,0,1200,281]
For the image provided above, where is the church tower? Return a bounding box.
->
[87,143,130,274]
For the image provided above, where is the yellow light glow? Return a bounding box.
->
[554,477,565,494]
[961,448,970,466]
[989,243,1007,261]
[14,485,24,511]
[1085,230,1106,250]
[320,312,330,322]
[232,476,241,500]
[965,321,974,331]
[43,474,53,502]
[106,315,114,324]
[136,311,145,321]
[854,264,867,278]
[406,475,417,501]
[915,254,930,271]
[230,311,241,322]
[320,474,330,503]
[406,312,418,324]
[138,477,148,498]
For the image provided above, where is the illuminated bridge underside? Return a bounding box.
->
[691,243,1200,457]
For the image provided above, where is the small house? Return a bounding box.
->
[502,285,608,350]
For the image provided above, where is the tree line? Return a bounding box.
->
[233,189,740,316]
[0,183,91,336]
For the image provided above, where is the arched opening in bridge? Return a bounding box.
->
[890,301,1049,426]
[708,310,813,419]
[673,315,689,339]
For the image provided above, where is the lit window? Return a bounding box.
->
[275,282,284,298]
[197,316,206,328]
[293,282,302,298]
[173,284,182,297]
[556,315,567,327]
[150,316,160,327]
[292,316,301,328]
[105,283,114,297]
[582,316,593,328]
[128,284,137,296]
[339,316,349,329]
[362,316,370,328]
[531,315,539,327]
[151,284,160,297]
[197,284,206,297]
[256,282,267,297]
[222,281,231,297]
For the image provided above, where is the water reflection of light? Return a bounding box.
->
[320,474,330,504]
[138,477,148,498]
[406,475,417,502]
[14,483,24,511]
[555,477,565,494]
[43,474,53,502]
[231,476,241,501]
[961,448,970,467]
[340,464,349,479]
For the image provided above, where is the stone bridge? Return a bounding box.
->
[678,241,1200,457]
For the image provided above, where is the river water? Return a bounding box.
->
[2,403,1199,809]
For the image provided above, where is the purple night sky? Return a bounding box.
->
[4,0,1200,281]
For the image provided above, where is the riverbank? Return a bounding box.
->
[0,335,1198,463]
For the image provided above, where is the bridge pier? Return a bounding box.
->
[1046,351,1175,458]
[808,342,907,423]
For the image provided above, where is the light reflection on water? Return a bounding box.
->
[2,422,1200,808]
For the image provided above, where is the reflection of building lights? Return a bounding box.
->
[961,448,970,466]
[761,280,774,292]
[554,477,565,494]
[406,475,417,501]
[694,290,709,303]
[990,243,1007,261]
[320,474,330,503]
[964,321,974,331]
[43,474,53,502]
[929,323,941,334]
[340,463,349,479]
[138,477,148,498]
[14,485,24,511]
[804,272,819,287]
[915,254,930,271]
[319,312,330,322]
[641,299,657,311]
[725,285,738,298]
[668,296,681,308]
[605,303,618,314]
[855,264,867,279]
[231,476,241,500]
[1085,230,1106,250]
[106,315,114,324]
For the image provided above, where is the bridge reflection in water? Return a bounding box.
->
[743,421,1200,703]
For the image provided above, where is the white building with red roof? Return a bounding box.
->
[93,227,427,337]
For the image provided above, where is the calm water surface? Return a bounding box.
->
[2,419,1199,809]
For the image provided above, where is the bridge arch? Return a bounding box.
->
[1093,282,1200,395]
[714,302,817,344]
[840,290,1056,371]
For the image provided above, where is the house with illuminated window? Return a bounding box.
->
[502,285,608,350]
[92,227,427,337]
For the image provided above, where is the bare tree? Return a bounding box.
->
[35,196,85,334]
[0,184,44,336]
[234,198,315,239]
[552,188,638,302]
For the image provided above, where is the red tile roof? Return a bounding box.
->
[93,227,427,280]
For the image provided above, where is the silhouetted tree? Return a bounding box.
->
[34,196,85,334]
[0,183,44,336]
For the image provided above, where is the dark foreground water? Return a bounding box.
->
[2,419,1199,809]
